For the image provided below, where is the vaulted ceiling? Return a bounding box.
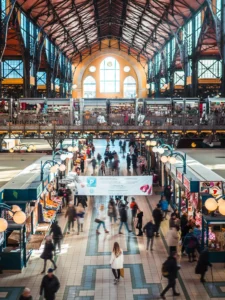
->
[17,0,205,63]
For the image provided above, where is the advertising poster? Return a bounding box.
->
[199,181,222,198]
[74,176,153,196]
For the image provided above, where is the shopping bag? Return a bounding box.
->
[120,268,124,278]
[94,218,101,223]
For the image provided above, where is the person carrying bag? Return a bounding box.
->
[110,242,124,285]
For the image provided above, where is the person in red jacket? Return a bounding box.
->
[130,197,138,226]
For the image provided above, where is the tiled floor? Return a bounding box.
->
[1,140,225,300]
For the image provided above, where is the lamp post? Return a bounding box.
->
[40,160,66,181]
[160,152,187,174]
[0,204,27,233]
[204,195,225,215]
[145,140,157,174]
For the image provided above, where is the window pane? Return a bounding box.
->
[100,57,120,93]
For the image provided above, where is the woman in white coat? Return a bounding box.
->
[110,242,124,284]
[96,204,109,234]
[167,225,181,255]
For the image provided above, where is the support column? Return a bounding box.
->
[191,14,198,97]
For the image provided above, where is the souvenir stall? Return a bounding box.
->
[83,99,107,125]
[145,99,172,116]
[184,98,199,115]
[207,98,225,114]
[200,181,225,262]
[0,98,10,124]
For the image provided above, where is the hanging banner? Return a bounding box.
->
[69,176,153,196]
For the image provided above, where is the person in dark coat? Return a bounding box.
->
[152,204,163,237]
[80,158,85,173]
[126,153,131,170]
[108,197,117,224]
[183,229,199,262]
[136,208,143,236]
[77,195,88,208]
[164,185,172,206]
[50,221,63,255]
[143,220,156,251]
[40,237,57,274]
[40,268,60,300]
[160,252,180,299]
[181,220,194,255]
[65,203,76,234]
[118,204,132,234]
[19,288,32,300]
[195,248,212,283]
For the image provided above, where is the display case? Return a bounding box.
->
[145,99,172,116]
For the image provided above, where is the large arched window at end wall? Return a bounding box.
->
[124,76,136,98]
[100,57,120,93]
[83,76,96,98]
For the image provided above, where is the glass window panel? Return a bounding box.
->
[124,76,136,98]
[100,57,120,93]
[3,60,23,78]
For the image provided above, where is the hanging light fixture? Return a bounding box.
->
[60,154,67,161]
[73,146,78,152]
[59,164,66,172]
[0,218,8,232]
[218,203,225,215]
[146,140,151,147]
[161,156,168,163]
[205,198,218,211]
[50,166,57,173]
[8,205,21,217]
[150,141,157,146]
[67,153,73,159]
[13,211,26,224]
[158,148,165,154]
[9,148,14,153]
[169,157,177,164]
[152,146,158,153]
[68,146,73,152]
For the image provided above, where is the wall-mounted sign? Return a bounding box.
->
[183,176,190,191]
[199,181,222,198]
[176,170,183,182]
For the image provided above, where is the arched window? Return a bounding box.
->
[124,76,136,98]
[83,76,96,98]
[100,57,120,93]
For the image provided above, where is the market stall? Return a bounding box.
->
[83,98,108,125]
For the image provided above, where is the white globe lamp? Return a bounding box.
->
[218,198,224,206]
[60,154,67,161]
[0,218,8,232]
[73,146,78,152]
[59,164,66,172]
[13,211,26,224]
[161,156,168,163]
[124,66,130,72]
[146,141,151,147]
[68,146,73,152]
[50,166,57,173]
[218,203,225,215]
[89,66,96,73]
[169,157,177,164]
[67,153,73,159]
[9,205,21,217]
[158,148,165,154]
[152,146,158,153]
[151,141,157,146]
[205,198,218,211]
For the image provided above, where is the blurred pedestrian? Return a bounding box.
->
[19,288,32,300]
[40,268,60,300]
[40,237,57,274]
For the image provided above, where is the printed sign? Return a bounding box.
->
[183,176,190,191]
[199,181,222,198]
[176,170,183,182]
[75,176,153,196]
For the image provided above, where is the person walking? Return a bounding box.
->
[167,225,180,255]
[110,242,124,285]
[161,197,169,220]
[164,185,172,207]
[91,157,97,175]
[195,248,212,283]
[50,221,63,255]
[152,204,163,237]
[108,197,117,224]
[160,252,180,299]
[143,220,156,251]
[40,268,60,300]
[111,137,115,146]
[118,204,132,234]
[19,288,32,300]
[136,208,143,236]
[100,160,106,175]
[96,204,109,234]
[76,203,85,234]
[130,197,138,226]
[65,202,76,234]
[97,153,102,165]
[80,158,85,173]
[119,140,122,153]
[183,229,199,262]
[40,237,57,274]
[126,153,131,170]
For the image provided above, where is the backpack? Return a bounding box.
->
[162,259,170,278]
[188,236,197,249]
